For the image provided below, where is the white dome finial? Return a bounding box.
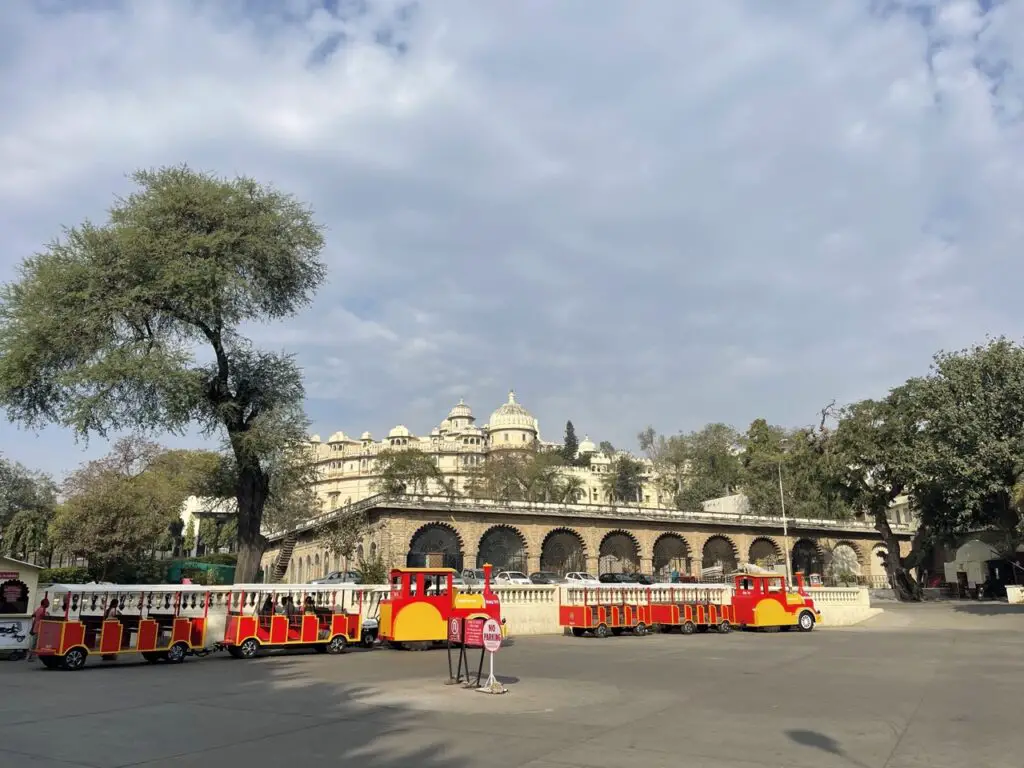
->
[508,389,516,404]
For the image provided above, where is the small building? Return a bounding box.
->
[0,555,43,616]
[0,556,43,657]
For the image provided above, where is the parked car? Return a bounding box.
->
[599,573,638,584]
[311,571,362,585]
[462,568,487,586]
[529,571,566,584]
[494,571,532,585]
[564,572,599,584]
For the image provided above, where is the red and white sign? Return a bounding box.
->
[482,618,503,653]
[0,572,18,581]
[464,618,485,647]
[447,617,462,643]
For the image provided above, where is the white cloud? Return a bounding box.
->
[1,0,1023,477]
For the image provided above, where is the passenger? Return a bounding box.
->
[260,596,274,616]
[26,597,49,662]
[101,597,121,661]
[303,596,316,614]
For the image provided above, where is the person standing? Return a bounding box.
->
[26,597,50,662]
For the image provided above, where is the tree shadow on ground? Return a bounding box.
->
[950,602,1024,616]
[785,729,870,768]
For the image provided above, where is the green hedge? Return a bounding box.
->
[38,566,91,584]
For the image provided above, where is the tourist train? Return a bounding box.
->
[30,567,815,670]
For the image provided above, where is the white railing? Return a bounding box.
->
[808,587,868,606]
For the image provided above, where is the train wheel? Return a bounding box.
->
[238,638,260,659]
[635,622,648,636]
[326,635,348,655]
[62,648,87,671]
[166,642,188,664]
[718,620,732,634]
[797,611,815,632]
[142,652,162,663]
[680,621,695,635]
[593,623,610,639]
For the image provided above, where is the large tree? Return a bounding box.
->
[914,338,1024,567]
[370,448,446,497]
[0,457,58,563]
[561,421,580,465]
[0,166,326,582]
[52,438,210,577]
[602,455,646,504]
[824,385,929,600]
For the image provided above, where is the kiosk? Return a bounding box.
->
[0,556,43,660]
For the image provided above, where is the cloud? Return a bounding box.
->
[1,0,1023,476]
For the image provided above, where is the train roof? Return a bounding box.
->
[39,583,218,594]
[389,567,457,574]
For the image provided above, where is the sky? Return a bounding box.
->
[0,0,1022,479]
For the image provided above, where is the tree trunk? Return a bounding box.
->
[873,510,921,601]
[234,461,269,583]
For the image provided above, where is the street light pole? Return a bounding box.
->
[778,462,793,585]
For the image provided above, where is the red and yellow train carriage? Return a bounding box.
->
[559,584,734,637]
[731,572,821,631]
[222,584,363,659]
[33,584,212,670]
[377,564,504,650]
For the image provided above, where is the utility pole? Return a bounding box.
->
[778,461,793,584]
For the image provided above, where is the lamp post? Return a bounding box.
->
[778,461,793,585]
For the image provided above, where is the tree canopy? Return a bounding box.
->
[51,438,219,577]
[0,166,327,581]
[0,456,58,562]
[370,448,446,497]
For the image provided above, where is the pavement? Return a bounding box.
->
[2,602,1023,768]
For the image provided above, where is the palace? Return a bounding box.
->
[308,391,666,511]
[256,391,917,588]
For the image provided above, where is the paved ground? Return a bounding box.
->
[2,602,1023,768]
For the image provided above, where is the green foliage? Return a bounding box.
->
[0,457,58,561]
[38,566,90,584]
[641,424,741,509]
[598,440,616,456]
[601,455,646,503]
[50,437,210,578]
[466,450,579,503]
[355,552,389,585]
[318,510,371,558]
[371,448,446,497]
[0,165,327,583]
[561,421,580,464]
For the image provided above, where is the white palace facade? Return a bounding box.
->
[308,391,665,512]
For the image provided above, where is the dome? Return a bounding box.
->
[388,425,411,439]
[360,431,372,441]
[309,434,322,443]
[579,434,596,454]
[488,390,538,433]
[328,431,349,443]
[447,398,474,420]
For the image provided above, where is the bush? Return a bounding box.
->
[38,566,91,584]
[192,553,236,566]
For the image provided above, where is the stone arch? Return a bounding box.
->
[702,535,739,575]
[652,534,691,577]
[314,553,321,578]
[871,544,891,585]
[791,538,824,576]
[409,522,464,571]
[599,530,640,574]
[826,540,863,584]
[540,528,587,575]
[748,537,783,567]
[477,525,528,572]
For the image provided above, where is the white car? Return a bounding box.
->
[565,572,599,584]
[494,571,532,585]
